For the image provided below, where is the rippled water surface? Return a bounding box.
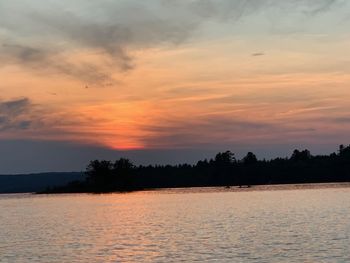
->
[1,186,350,262]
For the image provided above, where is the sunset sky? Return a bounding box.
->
[1,0,350,173]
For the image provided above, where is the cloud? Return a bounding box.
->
[140,115,276,148]
[0,0,200,83]
[252,52,265,57]
[0,44,115,84]
[0,0,342,84]
[305,0,338,15]
[0,98,35,131]
[332,117,350,123]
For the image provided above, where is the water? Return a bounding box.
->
[1,185,350,262]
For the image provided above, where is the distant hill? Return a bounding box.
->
[0,172,84,193]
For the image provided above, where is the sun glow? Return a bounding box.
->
[1,0,350,153]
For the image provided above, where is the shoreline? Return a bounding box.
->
[2,182,350,196]
[32,181,350,195]
[138,182,350,194]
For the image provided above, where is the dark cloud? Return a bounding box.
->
[0,97,30,113]
[332,117,350,123]
[0,44,115,84]
[0,0,342,84]
[0,98,38,131]
[2,44,47,62]
[301,116,350,125]
[252,52,265,57]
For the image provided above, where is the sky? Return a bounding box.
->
[1,0,350,173]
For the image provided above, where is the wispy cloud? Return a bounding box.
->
[0,98,35,131]
[0,0,342,84]
[137,113,277,148]
[252,52,265,57]
[0,44,115,84]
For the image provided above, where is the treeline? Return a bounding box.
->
[43,144,350,193]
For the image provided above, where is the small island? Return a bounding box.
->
[41,144,350,194]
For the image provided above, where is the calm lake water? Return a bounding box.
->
[1,185,350,262]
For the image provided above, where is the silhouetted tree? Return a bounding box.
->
[85,160,114,191]
[113,158,135,189]
[243,152,258,165]
[114,158,135,171]
[290,149,312,162]
[44,144,350,194]
[214,151,236,165]
[211,151,235,185]
[338,144,350,157]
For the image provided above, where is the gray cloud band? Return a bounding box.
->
[0,0,341,83]
[0,98,34,131]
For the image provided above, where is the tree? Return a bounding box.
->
[85,160,114,191]
[338,144,350,157]
[243,152,258,165]
[114,158,135,171]
[113,158,135,189]
[214,151,236,165]
[290,149,311,162]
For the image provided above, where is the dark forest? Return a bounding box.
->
[43,144,350,193]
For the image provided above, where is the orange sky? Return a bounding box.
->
[1,0,350,156]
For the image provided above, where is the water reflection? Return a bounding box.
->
[1,186,350,262]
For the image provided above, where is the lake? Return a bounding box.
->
[1,185,350,262]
